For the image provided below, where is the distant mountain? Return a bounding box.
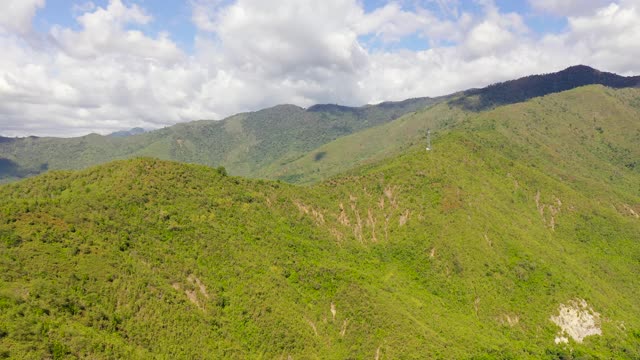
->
[109,127,147,137]
[451,65,640,111]
[2,65,639,184]
[0,96,444,181]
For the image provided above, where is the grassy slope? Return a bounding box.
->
[0,86,639,359]
[0,98,440,182]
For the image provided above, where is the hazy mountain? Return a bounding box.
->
[0,96,443,182]
[1,84,638,358]
[108,127,147,138]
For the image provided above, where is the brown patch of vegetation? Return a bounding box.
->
[535,191,563,230]
[367,208,377,242]
[338,202,350,226]
[384,186,399,209]
[188,274,209,299]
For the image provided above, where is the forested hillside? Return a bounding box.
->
[1,85,638,359]
[451,65,640,111]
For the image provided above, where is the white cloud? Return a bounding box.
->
[529,0,616,16]
[51,0,182,64]
[352,2,475,47]
[212,1,366,75]
[548,2,640,74]
[0,0,197,136]
[0,0,640,137]
[461,3,528,59]
[0,0,45,34]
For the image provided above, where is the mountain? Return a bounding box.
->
[257,101,470,183]
[451,65,640,111]
[1,85,639,358]
[261,66,640,184]
[0,97,443,182]
[108,127,147,138]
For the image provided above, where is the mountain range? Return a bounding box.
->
[0,66,639,358]
[1,65,639,184]
[0,96,442,183]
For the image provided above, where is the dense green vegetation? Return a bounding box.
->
[450,65,640,111]
[262,82,640,184]
[1,85,639,358]
[0,96,442,183]
[259,102,470,183]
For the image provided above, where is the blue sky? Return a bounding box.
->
[0,0,638,136]
[33,1,198,50]
[32,0,568,53]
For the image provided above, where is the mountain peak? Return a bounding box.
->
[451,65,640,111]
[306,103,359,113]
[563,64,598,72]
[109,127,147,138]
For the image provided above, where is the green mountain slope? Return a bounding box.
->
[1,85,639,359]
[259,102,470,183]
[0,97,442,182]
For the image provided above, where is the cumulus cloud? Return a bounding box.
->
[529,0,616,16]
[0,0,45,35]
[51,0,182,63]
[353,2,465,44]
[0,0,639,137]
[0,0,203,136]
[546,2,640,74]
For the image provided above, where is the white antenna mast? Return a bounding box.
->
[426,129,431,151]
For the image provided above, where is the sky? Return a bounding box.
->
[1,0,639,137]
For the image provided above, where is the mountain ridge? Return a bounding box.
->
[0,95,443,182]
[1,65,639,185]
[451,65,640,111]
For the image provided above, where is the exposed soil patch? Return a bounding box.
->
[367,208,377,242]
[399,209,410,226]
[188,274,209,299]
[306,318,318,336]
[550,299,602,343]
[623,204,639,218]
[384,186,398,209]
[535,190,563,230]
[340,319,348,337]
[293,200,325,225]
[498,314,519,327]
[338,203,350,226]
